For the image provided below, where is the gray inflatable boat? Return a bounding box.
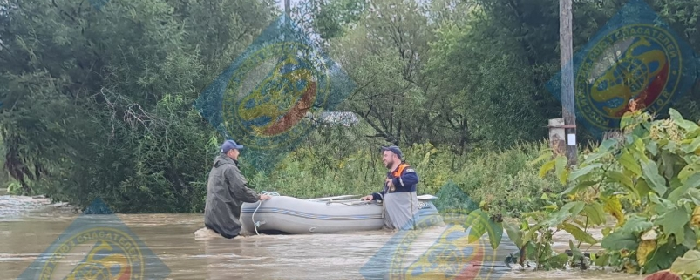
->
[240,194,442,234]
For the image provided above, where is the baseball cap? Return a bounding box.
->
[221,139,244,153]
[381,145,403,159]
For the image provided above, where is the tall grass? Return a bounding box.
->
[240,127,567,217]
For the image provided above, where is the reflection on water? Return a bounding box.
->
[0,196,644,280]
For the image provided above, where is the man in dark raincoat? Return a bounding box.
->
[362,145,420,230]
[204,139,271,239]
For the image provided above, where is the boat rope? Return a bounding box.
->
[325,200,370,206]
[252,191,280,235]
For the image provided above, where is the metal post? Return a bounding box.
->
[560,0,578,166]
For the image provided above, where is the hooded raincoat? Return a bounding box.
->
[204,153,260,239]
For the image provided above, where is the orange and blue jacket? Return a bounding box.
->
[371,163,419,200]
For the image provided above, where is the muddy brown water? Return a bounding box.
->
[0,195,644,279]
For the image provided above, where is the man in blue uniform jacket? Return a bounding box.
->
[362,145,420,230]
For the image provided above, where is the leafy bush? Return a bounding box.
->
[534,108,700,276]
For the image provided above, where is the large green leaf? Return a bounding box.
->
[539,159,555,178]
[686,189,700,206]
[548,252,570,268]
[601,231,638,251]
[583,148,610,165]
[602,196,625,225]
[486,218,504,249]
[664,140,679,152]
[554,156,568,186]
[503,221,523,247]
[545,209,572,227]
[660,151,677,179]
[463,210,490,243]
[669,108,699,133]
[683,226,697,249]
[645,238,688,274]
[600,138,620,152]
[669,173,700,202]
[678,165,700,182]
[529,151,555,166]
[635,179,653,199]
[568,164,602,182]
[618,215,653,234]
[650,193,676,215]
[521,227,540,246]
[641,159,668,197]
[561,222,597,245]
[568,201,586,217]
[619,150,642,177]
[606,171,635,193]
[562,180,597,195]
[582,202,606,226]
[594,252,611,267]
[670,250,700,275]
[647,140,658,157]
[524,241,538,261]
[682,137,700,154]
[544,201,583,227]
[568,240,583,258]
[639,135,653,150]
[656,206,691,245]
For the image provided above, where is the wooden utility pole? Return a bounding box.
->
[284,0,290,16]
[560,0,578,166]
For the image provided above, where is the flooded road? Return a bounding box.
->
[0,195,644,280]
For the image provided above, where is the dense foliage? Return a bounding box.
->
[551,108,700,275]
[243,131,567,217]
[462,108,700,276]
[0,0,698,228]
[2,0,700,276]
[0,0,278,212]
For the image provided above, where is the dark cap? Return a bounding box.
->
[381,145,403,159]
[221,139,244,153]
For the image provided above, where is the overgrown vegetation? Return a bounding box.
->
[463,108,700,276]
[243,132,568,218]
[2,0,700,277]
[2,0,700,211]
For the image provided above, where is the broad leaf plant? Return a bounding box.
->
[534,108,700,277]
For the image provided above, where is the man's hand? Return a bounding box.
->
[260,194,272,200]
[361,195,373,201]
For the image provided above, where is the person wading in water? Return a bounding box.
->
[362,145,420,230]
[203,139,271,239]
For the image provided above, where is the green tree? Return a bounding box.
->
[0,0,278,212]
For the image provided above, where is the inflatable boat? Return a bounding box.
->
[240,194,443,234]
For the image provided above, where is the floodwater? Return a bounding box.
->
[0,194,645,280]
